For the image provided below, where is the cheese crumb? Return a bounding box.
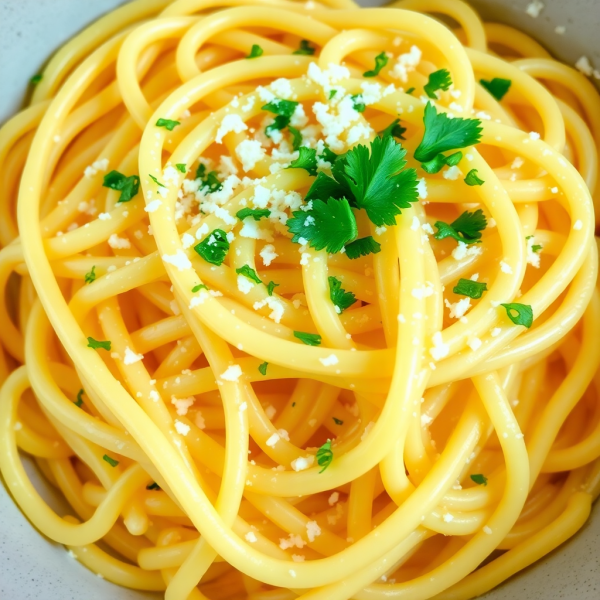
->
[575,56,594,76]
[266,432,280,447]
[162,249,192,271]
[245,532,258,543]
[123,346,144,365]
[306,520,321,542]
[499,261,513,274]
[319,354,339,367]
[525,1,544,18]
[253,297,285,323]
[483,525,493,535]
[237,275,255,295]
[291,455,314,471]
[172,396,195,416]
[573,219,583,230]
[467,337,482,351]
[215,114,247,143]
[174,420,190,436]
[108,234,130,249]
[328,492,339,506]
[430,331,449,361]
[259,244,278,266]
[145,199,162,213]
[235,139,266,172]
[220,364,243,382]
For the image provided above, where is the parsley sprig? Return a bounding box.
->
[102,171,140,203]
[258,361,268,375]
[286,147,318,176]
[363,52,388,77]
[465,169,484,186]
[196,164,222,193]
[84,266,96,284]
[434,209,487,244]
[328,276,356,313]
[424,69,452,99]
[379,118,406,140]
[263,99,302,149]
[345,236,381,259]
[236,265,262,285]
[194,229,229,265]
[103,454,119,467]
[74,389,84,408]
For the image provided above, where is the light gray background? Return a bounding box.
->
[0,1,598,598]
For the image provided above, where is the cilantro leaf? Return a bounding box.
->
[102,170,140,203]
[267,281,279,296]
[192,283,208,292]
[465,169,484,186]
[149,174,166,188]
[379,118,406,140]
[351,94,365,112]
[316,440,333,473]
[319,146,338,164]
[480,78,511,101]
[453,279,488,299]
[247,44,263,59]
[287,197,357,253]
[84,265,96,284]
[196,164,222,193]
[363,52,388,77]
[146,482,160,490]
[176,163,187,173]
[156,118,180,131]
[434,209,487,244]
[501,303,533,328]
[343,134,418,227]
[304,172,348,203]
[293,331,321,346]
[345,236,382,259]
[414,102,482,163]
[258,361,268,375]
[328,276,356,313]
[74,389,84,408]
[103,454,119,467]
[262,99,299,118]
[424,68,452,99]
[293,39,315,55]
[236,207,271,221]
[470,473,488,486]
[87,337,111,351]
[333,417,344,425]
[286,147,318,176]
[30,74,43,85]
[236,264,262,285]
[194,229,229,265]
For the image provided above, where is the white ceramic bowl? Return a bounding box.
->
[0,1,598,598]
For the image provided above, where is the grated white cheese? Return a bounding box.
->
[526,236,541,268]
[235,139,266,172]
[145,199,162,213]
[171,396,195,416]
[430,331,450,361]
[467,337,482,351]
[123,346,144,365]
[215,114,247,143]
[108,234,130,249]
[291,455,314,471]
[390,45,422,82]
[253,297,285,323]
[220,364,243,382]
[575,56,594,76]
[245,532,258,543]
[417,177,428,199]
[259,244,278,266]
[319,354,339,367]
[452,242,482,261]
[162,249,192,271]
[83,158,109,178]
[328,492,339,506]
[499,261,513,274]
[445,297,471,319]
[526,1,544,18]
[237,275,255,295]
[174,420,190,436]
[266,432,280,447]
[306,520,321,542]
[443,165,462,180]
[279,533,306,549]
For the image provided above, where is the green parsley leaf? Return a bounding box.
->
[480,77,511,101]
[258,361,268,376]
[453,278,488,299]
[156,118,180,131]
[434,209,487,244]
[293,331,322,346]
[304,172,348,203]
[103,454,119,467]
[328,89,338,100]
[414,102,482,163]
[247,44,263,59]
[146,482,160,490]
[267,281,279,296]
[288,125,302,150]
[470,473,488,486]
[262,99,299,118]
[405,87,415,94]
[102,170,140,203]
[30,74,43,85]
[196,164,222,193]
[465,169,485,186]
[379,118,406,140]
[343,134,419,227]
[87,337,111,351]
[286,147,318,176]
[236,207,271,221]
[421,154,448,174]
[236,264,262,285]
[293,40,316,55]
[328,276,356,313]
[351,94,366,113]
[445,151,463,167]
[424,68,452,99]
[319,146,338,164]
[176,163,187,173]
[192,283,208,293]
[287,197,357,254]
[345,236,382,259]
[84,266,96,285]
[363,51,388,77]
[333,417,344,425]
[194,229,229,266]
[149,174,166,188]
[501,303,533,328]
[266,115,290,138]
[532,244,543,253]
[74,389,84,408]
[316,440,333,473]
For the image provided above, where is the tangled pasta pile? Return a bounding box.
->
[1,0,599,599]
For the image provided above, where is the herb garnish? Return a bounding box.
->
[74,389,84,408]
[363,52,388,77]
[465,169,484,186]
[424,68,452,99]
[453,279,488,299]
[84,266,96,284]
[293,331,322,346]
[103,454,119,467]
[470,473,488,486]
[328,276,356,313]
[434,209,487,244]
[236,208,271,221]
[293,40,316,55]
[480,78,511,101]
[501,303,533,328]
[102,171,140,203]
[87,337,111,351]
[316,440,333,472]
[258,362,268,376]
[156,118,180,131]
[236,265,263,285]
[194,229,230,266]
[247,44,263,59]
[345,236,382,259]
[286,147,318,176]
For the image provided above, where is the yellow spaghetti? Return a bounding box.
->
[0,0,599,599]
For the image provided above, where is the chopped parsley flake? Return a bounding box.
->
[453,279,488,299]
[434,209,487,244]
[501,303,533,328]
[470,473,488,486]
[87,337,111,351]
[480,78,511,101]
[236,264,262,285]
[196,164,222,193]
[333,417,344,425]
[146,482,160,490]
[328,276,356,313]
[30,74,43,85]
[293,331,321,346]
[247,44,263,59]
[345,236,382,259]
[379,118,406,140]
[328,89,338,100]
[319,146,338,164]
[405,87,415,94]
[103,454,119,467]
[194,229,229,266]
[363,52,388,77]
[532,243,543,253]
[175,163,187,173]
[149,174,166,188]
[84,265,96,284]
[266,281,279,296]
[445,151,463,167]
[74,389,84,408]
[102,170,140,203]
[262,99,299,118]
[287,197,357,254]
[236,207,271,221]
[414,101,482,164]
[258,361,268,376]
[293,40,316,55]
[316,440,333,473]
[465,169,484,186]
[286,146,318,176]
[288,125,302,150]
[424,68,452,99]
[351,94,366,112]
[192,283,208,293]
[262,100,302,148]
[156,118,180,131]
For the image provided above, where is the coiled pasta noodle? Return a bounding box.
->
[0,1,599,599]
